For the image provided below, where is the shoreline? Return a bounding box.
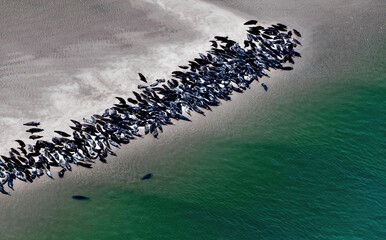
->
[0,1,384,239]
[1,0,309,198]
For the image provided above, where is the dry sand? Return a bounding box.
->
[0,0,276,199]
[0,0,260,190]
[0,0,258,154]
[0,0,384,230]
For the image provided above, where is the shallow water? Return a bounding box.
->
[4,43,383,240]
[0,0,385,239]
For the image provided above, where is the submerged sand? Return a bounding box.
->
[0,0,384,237]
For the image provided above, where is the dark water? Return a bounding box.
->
[1,1,385,239]
[14,33,384,240]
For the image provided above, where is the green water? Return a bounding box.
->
[1,2,385,237]
[14,41,384,240]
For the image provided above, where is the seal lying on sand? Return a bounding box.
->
[0,21,302,194]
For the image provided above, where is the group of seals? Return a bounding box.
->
[0,20,301,195]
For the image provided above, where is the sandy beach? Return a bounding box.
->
[0,0,303,192]
[0,0,307,215]
[0,0,251,153]
[0,0,384,239]
[0,0,263,188]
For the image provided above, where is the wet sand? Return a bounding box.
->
[0,0,383,195]
[0,0,384,238]
[0,0,264,154]
[0,0,303,196]
[0,0,271,191]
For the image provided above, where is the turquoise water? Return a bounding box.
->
[1,1,385,238]
[13,38,384,240]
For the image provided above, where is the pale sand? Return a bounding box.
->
[0,0,254,154]
[0,0,303,199]
[0,0,384,234]
[1,0,259,190]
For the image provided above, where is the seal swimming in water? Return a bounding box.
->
[141,173,153,180]
[72,195,90,200]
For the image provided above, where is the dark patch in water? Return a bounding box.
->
[0,21,302,194]
[72,195,90,200]
[141,173,153,180]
